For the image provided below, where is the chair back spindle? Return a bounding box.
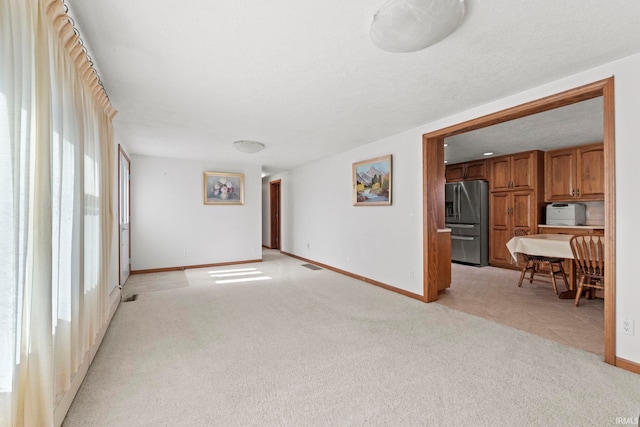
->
[569,234,605,306]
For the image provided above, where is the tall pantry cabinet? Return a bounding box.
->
[488,150,545,268]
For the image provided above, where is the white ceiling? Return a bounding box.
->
[66,1,640,175]
[445,97,604,164]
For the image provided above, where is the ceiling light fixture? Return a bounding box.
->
[233,140,265,154]
[483,152,494,156]
[370,0,465,53]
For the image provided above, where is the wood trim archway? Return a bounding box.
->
[270,179,282,250]
[422,77,616,365]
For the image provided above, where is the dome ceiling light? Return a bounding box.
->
[233,140,266,154]
[370,0,466,53]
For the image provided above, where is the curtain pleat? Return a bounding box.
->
[0,0,115,425]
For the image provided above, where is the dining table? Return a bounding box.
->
[505,233,577,298]
[506,233,574,261]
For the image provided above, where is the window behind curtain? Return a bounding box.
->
[0,0,114,423]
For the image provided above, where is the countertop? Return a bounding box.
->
[538,224,604,230]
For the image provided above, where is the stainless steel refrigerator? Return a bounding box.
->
[444,180,489,266]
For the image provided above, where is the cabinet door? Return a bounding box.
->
[489,157,511,191]
[490,228,513,266]
[545,148,576,201]
[489,191,535,267]
[511,191,535,231]
[437,231,451,290]
[489,192,512,265]
[576,143,604,200]
[445,164,465,182]
[489,192,510,228]
[511,151,536,191]
[464,159,488,181]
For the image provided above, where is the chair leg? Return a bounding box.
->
[555,261,569,291]
[529,263,536,283]
[517,265,527,288]
[574,275,586,307]
[550,262,569,293]
[547,262,558,295]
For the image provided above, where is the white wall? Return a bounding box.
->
[132,155,262,270]
[264,131,425,295]
[263,52,640,364]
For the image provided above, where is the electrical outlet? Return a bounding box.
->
[622,319,634,336]
[184,250,189,257]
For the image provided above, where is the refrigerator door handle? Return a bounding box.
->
[446,224,475,228]
[451,235,475,241]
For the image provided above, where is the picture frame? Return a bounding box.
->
[352,154,392,206]
[203,172,244,205]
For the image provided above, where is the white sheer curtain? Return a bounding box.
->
[0,0,114,425]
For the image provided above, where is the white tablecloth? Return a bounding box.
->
[506,234,574,261]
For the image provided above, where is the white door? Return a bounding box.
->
[119,147,131,285]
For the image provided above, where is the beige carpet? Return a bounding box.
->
[121,270,189,299]
[63,250,640,426]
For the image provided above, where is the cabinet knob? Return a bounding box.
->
[576,189,580,196]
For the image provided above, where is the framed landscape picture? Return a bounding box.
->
[352,155,392,206]
[203,172,244,205]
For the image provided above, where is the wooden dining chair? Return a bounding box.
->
[570,235,605,307]
[513,228,568,294]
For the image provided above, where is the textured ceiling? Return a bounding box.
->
[445,97,603,164]
[66,1,640,175]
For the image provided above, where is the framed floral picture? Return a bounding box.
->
[352,154,392,206]
[203,172,244,205]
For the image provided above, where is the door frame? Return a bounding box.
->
[118,144,132,286]
[270,179,281,250]
[422,77,616,365]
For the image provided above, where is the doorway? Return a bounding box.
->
[270,179,281,250]
[118,145,131,286]
[422,78,616,364]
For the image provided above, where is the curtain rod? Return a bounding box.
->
[45,0,118,120]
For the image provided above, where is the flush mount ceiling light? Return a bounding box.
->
[370,0,465,53]
[233,140,265,154]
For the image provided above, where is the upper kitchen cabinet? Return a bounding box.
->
[545,142,604,202]
[489,150,543,192]
[445,159,488,182]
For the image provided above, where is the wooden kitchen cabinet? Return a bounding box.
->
[437,229,452,291]
[489,150,544,268]
[545,142,604,202]
[445,159,488,182]
[489,191,536,266]
[489,151,542,192]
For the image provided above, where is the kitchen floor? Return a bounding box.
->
[437,262,604,356]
